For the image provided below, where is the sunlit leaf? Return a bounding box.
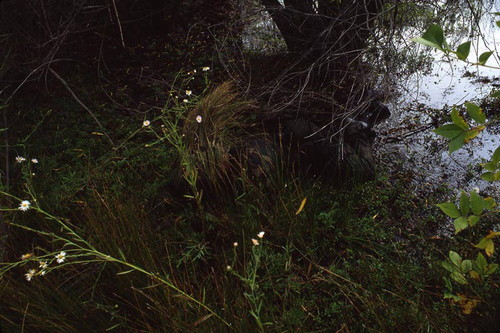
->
[470,191,483,215]
[481,172,496,181]
[436,202,461,218]
[295,197,307,215]
[456,41,471,60]
[450,271,468,284]
[433,124,464,139]
[484,161,497,172]
[449,251,462,266]
[491,90,500,97]
[451,106,469,130]
[412,24,445,50]
[465,102,486,124]
[486,230,500,239]
[449,132,466,153]
[454,216,468,234]
[478,51,493,65]
[464,127,483,143]
[469,270,481,280]
[475,237,494,257]
[468,215,480,227]
[483,197,497,210]
[461,259,473,273]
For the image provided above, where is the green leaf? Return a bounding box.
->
[478,51,493,65]
[451,107,469,130]
[449,251,462,266]
[459,190,470,216]
[444,291,462,301]
[461,260,473,273]
[464,126,485,143]
[436,202,462,218]
[465,102,486,124]
[468,215,480,227]
[412,24,445,50]
[484,161,498,172]
[469,270,481,280]
[475,253,487,271]
[475,237,494,257]
[450,271,468,285]
[449,132,466,153]
[454,216,468,234]
[481,172,496,181]
[470,191,483,215]
[485,263,498,275]
[483,197,496,210]
[492,146,500,165]
[491,90,500,97]
[456,41,471,60]
[433,124,465,139]
[497,21,500,27]
[442,261,455,272]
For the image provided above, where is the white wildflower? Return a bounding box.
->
[473,186,480,193]
[25,269,36,281]
[233,242,238,247]
[55,251,66,264]
[186,90,192,96]
[257,231,265,239]
[15,156,26,163]
[196,115,202,123]
[202,66,210,71]
[183,99,188,103]
[251,238,259,246]
[143,120,151,127]
[39,261,48,269]
[18,200,31,211]
[31,158,38,164]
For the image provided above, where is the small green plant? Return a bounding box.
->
[228,231,270,332]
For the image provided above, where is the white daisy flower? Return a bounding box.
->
[183,99,188,103]
[55,251,66,264]
[202,66,210,71]
[25,269,36,281]
[186,90,192,96]
[15,156,26,163]
[257,231,265,239]
[31,158,38,164]
[143,120,151,127]
[18,200,31,211]
[39,261,48,269]
[251,238,259,246]
[233,242,238,247]
[196,115,202,123]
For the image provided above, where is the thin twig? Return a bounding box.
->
[111,0,125,48]
[48,68,114,146]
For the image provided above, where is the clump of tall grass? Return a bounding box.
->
[182,81,258,194]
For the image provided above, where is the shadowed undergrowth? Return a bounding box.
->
[0,78,498,333]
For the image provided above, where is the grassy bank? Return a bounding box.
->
[1,77,498,332]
